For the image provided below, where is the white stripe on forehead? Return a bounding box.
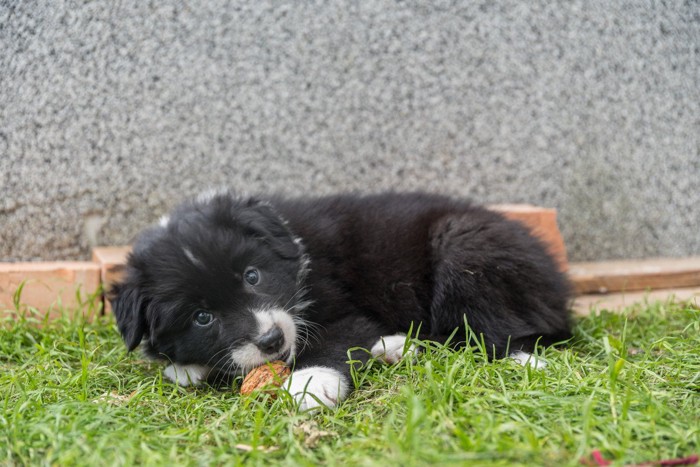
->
[182,247,204,268]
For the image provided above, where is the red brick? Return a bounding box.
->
[0,262,101,319]
[92,246,131,313]
[489,204,569,272]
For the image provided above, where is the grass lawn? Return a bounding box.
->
[1,294,698,466]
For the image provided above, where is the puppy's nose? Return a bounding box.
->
[256,326,285,354]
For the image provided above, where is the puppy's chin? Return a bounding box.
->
[230,307,298,373]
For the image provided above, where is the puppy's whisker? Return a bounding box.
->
[223,358,240,378]
[297,321,322,346]
[204,347,230,369]
[281,287,311,313]
[280,290,298,311]
[209,349,230,369]
[201,347,236,381]
[218,346,244,377]
[294,312,324,336]
[292,314,323,354]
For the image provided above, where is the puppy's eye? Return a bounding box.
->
[194,311,214,326]
[244,268,260,286]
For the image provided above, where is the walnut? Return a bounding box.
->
[240,360,291,396]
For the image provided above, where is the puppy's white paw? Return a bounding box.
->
[510,351,548,369]
[163,364,209,386]
[284,366,349,410]
[371,334,417,364]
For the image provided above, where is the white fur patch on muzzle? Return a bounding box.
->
[229,308,297,372]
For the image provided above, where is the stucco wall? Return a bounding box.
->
[1,1,698,261]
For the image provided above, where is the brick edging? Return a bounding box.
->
[0,261,101,319]
[8,205,697,318]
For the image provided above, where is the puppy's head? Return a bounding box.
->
[110,192,309,376]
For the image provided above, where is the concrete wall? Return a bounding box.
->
[1,1,698,262]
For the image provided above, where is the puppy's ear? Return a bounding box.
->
[109,280,148,351]
[240,203,303,259]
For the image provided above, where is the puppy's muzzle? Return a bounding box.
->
[255,325,285,354]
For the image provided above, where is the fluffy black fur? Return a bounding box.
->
[111,191,572,386]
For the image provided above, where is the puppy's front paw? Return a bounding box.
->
[163,364,209,386]
[284,366,349,410]
[371,334,417,364]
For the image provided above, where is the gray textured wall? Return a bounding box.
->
[1,1,698,262]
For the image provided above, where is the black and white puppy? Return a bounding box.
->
[111,191,572,409]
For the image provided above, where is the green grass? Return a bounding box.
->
[1,296,699,466]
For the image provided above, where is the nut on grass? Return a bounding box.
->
[240,360,291,396]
